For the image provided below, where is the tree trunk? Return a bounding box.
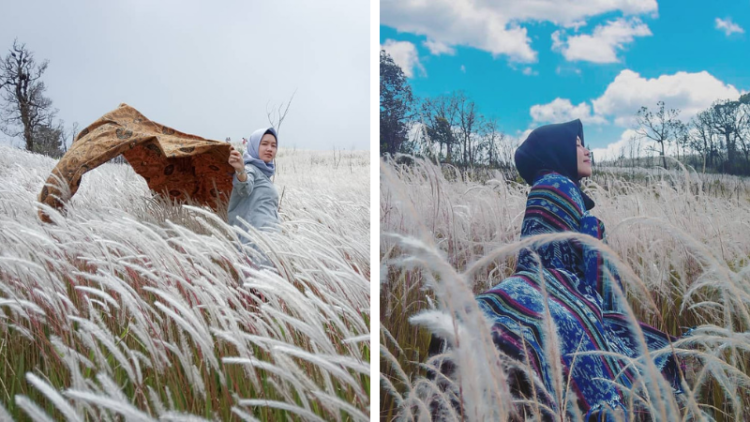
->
[660,141,667,169]
[21,108,33,151]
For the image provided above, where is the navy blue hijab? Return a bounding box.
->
[514,119,595,210]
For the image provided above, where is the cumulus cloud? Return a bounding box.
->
[423,39,455,55]
[592,69,742,126]
[552,17,652,63]
[381,0,657,61]
[381,39,425,78]
[530,98,607,125]
[590,128,683,162]
[530,70,741,160]
[715,18,744,36]
[589,129,641,161]
[531,70,740,130]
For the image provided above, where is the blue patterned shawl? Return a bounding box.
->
[476,172,681,420]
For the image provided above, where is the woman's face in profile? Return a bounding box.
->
[259,133,278,163]
[577,136,592,178]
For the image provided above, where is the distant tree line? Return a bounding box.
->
[382,49,750,176]
[0,40,75,158]
[628,95,750,175]
[380,50,517,173]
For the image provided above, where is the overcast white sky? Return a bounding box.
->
[0,0,369,150]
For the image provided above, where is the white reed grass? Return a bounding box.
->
[0,145,369,420]
[381,157,750,420]
[14,395,56,422]
[24,373,82,422]
[235,399,327,422]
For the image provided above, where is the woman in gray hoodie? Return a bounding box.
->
[227,127,280,266]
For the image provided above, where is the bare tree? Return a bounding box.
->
[482,116,503,167]
[499,133,519,169]
[266,89,296,134]
[707,99,744,173]
[690,110,719,172]
[636,101,682,169]
[674,120,688,163]
[735,102,750,172]
[625,134,637,166]
[455,92,478,167]
[421,94,459,162]
[0,40,57,152]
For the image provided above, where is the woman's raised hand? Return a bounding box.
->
[228,148,244,172]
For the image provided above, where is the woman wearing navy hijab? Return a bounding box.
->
[227,127,280,266]
[476,119,681,420]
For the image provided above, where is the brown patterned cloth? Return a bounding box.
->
[38,103,234,223]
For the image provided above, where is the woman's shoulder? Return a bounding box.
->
[245,164,264,179]
[530,172,585,212]
[531,172,578,192]
[245,164,274,184]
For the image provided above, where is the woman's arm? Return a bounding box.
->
[235,167,248,182]
[232,165,256,197]
[228,147,256,197]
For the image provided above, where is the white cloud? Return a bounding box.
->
[590,128,683,162]
[530,98,607,125]
[530,69,742,156]
[460,65,466,73]
[552,17,652,63]
[590,129,640,161]
[567,20,588,31]
[715,18,744,36]
[423,39,455,55]
[522,67,538,76]
[555,65,582,76]
[592,69,742,126]
[381,39,425,78]
[381,0,657,61]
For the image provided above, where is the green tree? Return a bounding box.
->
[421,94,459,163]
[707,99,744,173]
[424,116,453,162]
[33,118,65,157]
[380,50,413,156]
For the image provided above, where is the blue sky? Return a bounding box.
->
[381,0,748,159]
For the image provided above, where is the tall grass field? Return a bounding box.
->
[380,158,750,421]
[0,145,370,421]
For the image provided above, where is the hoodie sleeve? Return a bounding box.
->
[232,165,257,197]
